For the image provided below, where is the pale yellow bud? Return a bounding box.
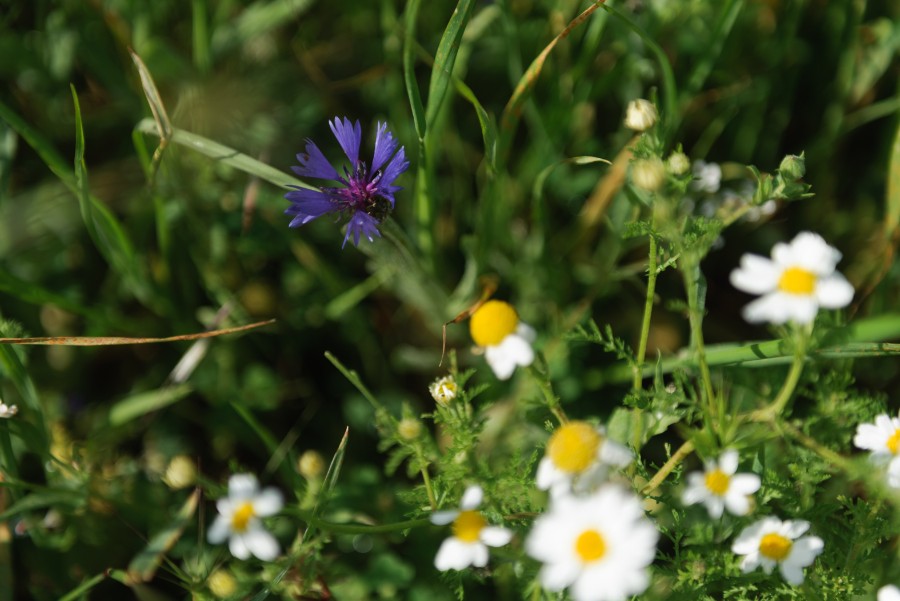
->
[429,376,458,406]
[624,99,658,132]
[163,455,197,489]
[631,158,666,192]
[297,450,325,480]
[397,418,422,441]
[667,151,690,176]
[208,569,238,599]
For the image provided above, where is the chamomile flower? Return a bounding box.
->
[469,300,535,380]
[879,585,900,601]
[285,117,409,247]
[731,517,824,585]
[430,485,512,571]
[729,231,854,325]
[208,474,284,561]
[681,450,761,518]
[536,421,632,497]
[525,485,658,601]
[691,160,722,193]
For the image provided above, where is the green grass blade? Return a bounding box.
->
[424,0,477,127]
[682,0,744,101]
[0,98,74,187]
[452,76,498,171]
[403,0,426,141]
[58,573,107,601]
[127,489,200,582]
[886,106,900,237]
[210,0,316,57]
[0,346,48,457]
[108,384,193,427]
[135,119,312,190]
[71,86,154,305]
[303,426,349,539]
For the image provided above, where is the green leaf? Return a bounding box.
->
[127,489,200,582]
[135,119,311,191]
[0,488,85,522]
[108,384,193,427]
[403,0,427,142]
[210,0,316,57]
[0,345,49,457]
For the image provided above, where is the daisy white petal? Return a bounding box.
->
[208,473,284,561]
[480,526,513,547]
[431,484,509,571]
[460,485,483,509]
[732,516,823,585]
[815,274,854,308]
[243,526,281,561]
[878,585,900,601]
[469,300,535,380]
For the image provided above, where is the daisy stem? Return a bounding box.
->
[748,333,808,422]
[633,234,659,391]
[415,446,438,510]
[681,260,717,420]
[641,439,695,496]
[528,362,567,425]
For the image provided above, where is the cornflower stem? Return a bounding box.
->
[748,330,809,422]
[680,260,717,421]
[633,234,659,391]
[641,439,695,496]
[527,363,568,425]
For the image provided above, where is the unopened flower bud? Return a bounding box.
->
[429,376,458,406]
[208,569,238,599]
[631,158,666,192]
[778,153,805,180]
[624,99,658,132]
[0,402,18,419]
[666,151,690,176]
[163,455,197,489]
[298,450,325,480]
[397,417,422,441]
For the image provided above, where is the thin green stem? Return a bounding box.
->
[528,364,567,425]
[749,334,808,422]
[287,508,431,535]
[415,445,438,510]
[681,262,716,416]
[633,235,659,390]
[641,440,695,496]
[324,351,382,409]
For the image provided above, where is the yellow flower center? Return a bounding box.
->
[887,429,900,455]
[778,267,817,295]
[547,421,602,473]
[452,510,486,543]
[469,300,519,347]
[759,533,793,561]
[705,469,731,496]
[574,529,607,563]
[231,501,255,533]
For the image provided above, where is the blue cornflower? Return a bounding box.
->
[285,117,409,247]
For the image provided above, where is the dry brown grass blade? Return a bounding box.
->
[0,319,275,346]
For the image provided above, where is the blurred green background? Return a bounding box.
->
[1,0,899,598]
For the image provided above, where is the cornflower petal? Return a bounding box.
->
[343,211,382,248]
[285,188,336,226]
[379,145,409,190]
[371,122,399,174]
[329,117,362,167]
[292,140,339,180]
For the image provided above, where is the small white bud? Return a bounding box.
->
[162,455,197,489]
[666,151,691,176]
[0,402,18,419]
[298,450,325,479]
[631,158,667,192]
[624,99,658,132]
[397,418,422,441]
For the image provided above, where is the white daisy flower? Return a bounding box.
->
[731,517,824,585]
[525,485,658,601]
[879,585,900,601]
[681,450,761,518]
[729,231,854,324]
[623,99,658,132]
[208,474,284,561]
[854,413,900,465]
[536,421,632,497]
[429,375,458,405]
[469,300,535,380]
[0,401,18,418]
[430,484,512,571]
